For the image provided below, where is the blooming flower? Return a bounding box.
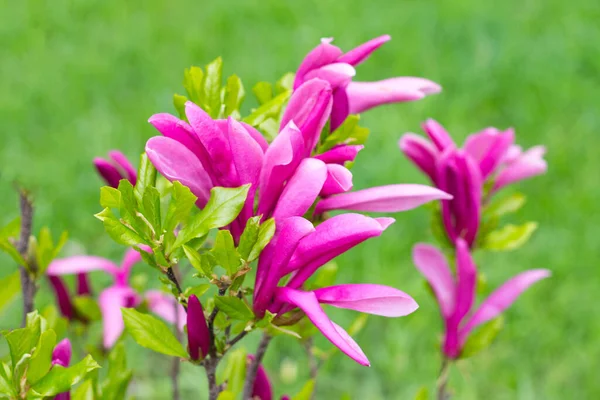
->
[94,150,137,188]
[47,247,185,348]
[412,239,550,359]
[252,214,419,366]
[293,36,441,130]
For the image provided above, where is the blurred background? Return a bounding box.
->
[1,0,599,398]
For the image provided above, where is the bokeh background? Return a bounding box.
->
[1,0,599,398]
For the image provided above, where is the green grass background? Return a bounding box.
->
[1,0,599,398]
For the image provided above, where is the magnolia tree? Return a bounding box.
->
[0,35,548,400]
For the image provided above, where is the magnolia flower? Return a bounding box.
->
[293,36,441,130]
[94,150,137,188]
[186,295,210,361]
[52,339,72,400]
[47,247,185,348]
[412,239,550,359]
[48,273,92,322]
[253,215,419,366]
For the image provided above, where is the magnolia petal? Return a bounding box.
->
[320,164,353,197]
[108,151,137,185]
[460,269,551,340]
[76,273,92,296]
[337,34,391,66]
[347,78,441,114]
[314,145,364,165]
[422,119,455,151]
[47,256,119,277]
[249,355,273,400]
[272,158,327,219]
[48,276,74,320]
[52,339,72,367]
[94,158,122,188]
[493,146,547,192]
[241,122,269,152]
[330,87,350,131]
[304,63,356,89]
[99,286,140,348]
[186,295,211,360]
[314,184,451,214]
[293,39,343,88]
[314,284,418,317]
[452,239,477,325]
[146,136,212,207]
[398,134,439,182]
[275,288,370,366]
[477,128,515,178]
[145,290,186,331]
[228,118,264,187]
[412,243,455,318]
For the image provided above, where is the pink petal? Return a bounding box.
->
[99,286,140,348]
[412,243,455,318]
[249,355,273,400]
[146,136,212,207]
[398,133,439,182]
[314,144,364,165]
[460,269,551,341]
[493,146,547,192]
[476,128,515,178]
[52,339,72,367]
[76,273,92,296]
[314,184,452,214]
[452,239,477,325]
[275,287,370,366]
[241,122,269,152]
[187,295,210,360]
[47,256,119,277]
[118,247,148,284]
[145,290,186,331]
[337,35,392,66]
[314,284,418,317]
[320,164,353,197]
[347,78,441,114]
[330,87,350,132]
[293,38,343,89]
[422,119,455,151]
[304,63,356,89]
[48,276,74,320]
[272,158,327,219]
[94,158,122,188]
[228,117,264,187]
[108,151,137,185]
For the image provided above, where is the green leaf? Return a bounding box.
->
[175,185,250,248]
[40,305,67,340]
[141,186,162,234]
[100,212,148,247]
[238,218,275,262]
[0,270,20,312]
[216,391,235,400]
[320,114,370,152]
[203,57,223,117]
[164,181,197,233]
[173,94,189,120]
[72,379,95,400]
[27,330,57,384]
[211,230,241,275]
[183,66,204,104]
[121,308,188,358]
[482,222,538,252]
[73,297,102,321]
[3,320,41,369]
[101,342,132,400]
[347,314,368,336]
[214,296,253,322]
[223,75,245,118]
[31,355,100,396]
[414,386,429,400]
[292,380,315,400]
[460,316,504,358]
[237,216,260,260]
[0,239,26,266]
[0,362,15,397]
[243,90,292,126]
[184,284,211,298]
[35,227,68,274]
[252,82,273,105]
[135,153,157,204]
[0,217,20,239]
[100,186,122,209]
[257,118,279,141]
[275,72,295,94]
[222,348,246,397]
[485,192,526,219]
[182,245,214,277]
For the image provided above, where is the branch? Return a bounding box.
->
[16,190,34,327]
[436,356,451,400]
[226,330,249,349]
[207,287,227,357]
[242,333,272,399]
[171,283,182,400]
[204,356,220,400]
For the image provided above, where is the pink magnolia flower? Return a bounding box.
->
[47,247,185,348]
[412,239,550,359]
[252,215,419,366]
[94,150,137,188]
[52,339,72,400]
[186,295,210,361]
[48,273,93,322]
[294,36,441,130]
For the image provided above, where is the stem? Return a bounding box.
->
[166,267,184,296]
[16,191,34,327]
[436,357,451,400]
[171,299,181,400]
[226,330,248,348]
[207,288,227,357]
[204,357,220,400]
[304,338,318,400]
[242,333,272,400]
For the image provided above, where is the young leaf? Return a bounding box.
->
[100,186,122,209]
[0,270,21,312]
[31,355,100,396]
[217,391,235,400]
[213,296,253,322]
[0,239,27,267]
[292,380,315,400]
[121,308,188,358]
[164,181,197,233]
[135,154,158,204]
[484,192,526,219]
[238,217,276,263]
[101,342,132,400]
[320,114,369,152]
[482,222,538,252]
[460,316,504,358]
[183,66,205,104]
[0,362,15,397]
[414,386,429,400]
[182,245,214,277]
[222,348,246,398]
[223,75,245,118]
[0,217,20,239]
[211,230,241,275]
[276,72,295,93]
[243,90,292,127]
[3,320,41,369]
[173,94,189,120]
[27,329,57,384]
[252,82,273,105]
[203,57,223,117]
[141,186,162,233]
[72,379,95,400]
[101,213,148,247]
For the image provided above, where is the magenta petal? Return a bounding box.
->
[452,239,477,325]
[399,134,439,182]
[186,295,210,360]
[275,287,370,366]
[145,290,186,331]
[460,269,551,341]
[99,285,140,348]
[412,243,455,318]
[272,158,327,219]
[249,355,273,400]
[330,87,350,132]
[108,151,137,185]
[228,117,264,187]
[314,145,363,165]
[337,35,392,66]
[241,122,269,152]
[347,78,441,114]
[280,79,333,155]
[146,136,212,207]
[493,145,547,192]
[477,128,515,178]
[47,256,119,277]
[314,184,451,214]
[313,284,418,317]
[52,339,72,367]
[94,158,123,188]
[422,119,455,151]
[76,273,92,296]
[48,276,74,320]
[304,63,356,89]
[320,164,353,197]
[293,38,343,89]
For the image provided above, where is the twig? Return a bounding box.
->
[304,338,318,400]
[437,357,451,400]
[166,267,184,296]
[16,191,34,327]
[207,287,227,357]
[171,291,182,400]
[242,333,272,400]
[204,356,220,400]
[226,330,249,349]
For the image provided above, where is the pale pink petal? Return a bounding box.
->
[493,146,547,191]
[412,243,455,318]
[47,256,119,277]
[314,284,418,317]
[398,133,439,182]
[320,164,353,197]
[314,145,364,165]
[337,35,391,66]
[145,290,186,331]
[275,287,370,366]
[100,286,141,348]
[347,78,441,114]
[304,63,356,89]
[293,39,343,88]
[477,128,515,178]
[314,184,451,214]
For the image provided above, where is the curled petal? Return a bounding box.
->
[273,158,327,219]
[314,145,364,165]
[337,34,391,66]
[275,287,370,366]
[493,146,547,192]
[186,295,211,360]
[314,184,451,214]
[94,158,122,188]
[99,286,140,348]
[412,243,455,318]
[320,164,353,197]
[422,119,454,152]
[108,151,137,185]
[347,78,441,114]
[47,256,119,277]
[398,134,439,182]
[314,284,418,317]
[52,339,72,367]
[294,39,343,88]
[304,63,356,89]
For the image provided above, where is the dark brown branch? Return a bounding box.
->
[242,333,272,399]
[204,356,220,400]
[16,191,34,327]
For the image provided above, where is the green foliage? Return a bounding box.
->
[220,348,247,398]
[31,355,100,396]
[211,230,242,276]
[73,296,102,321]
[319,115,370,152]
[481,222,538,252]
[237,217,276,263]
[0,270,21,312]
[214,296,253,322]
[223,75,245,119]
[484,192,526,219]
[100,342,133,400]
[121,308,188,358]
[460,317,505,359]
[27,330,57,384]
[292,379,315,400]
[414,386,429,400]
